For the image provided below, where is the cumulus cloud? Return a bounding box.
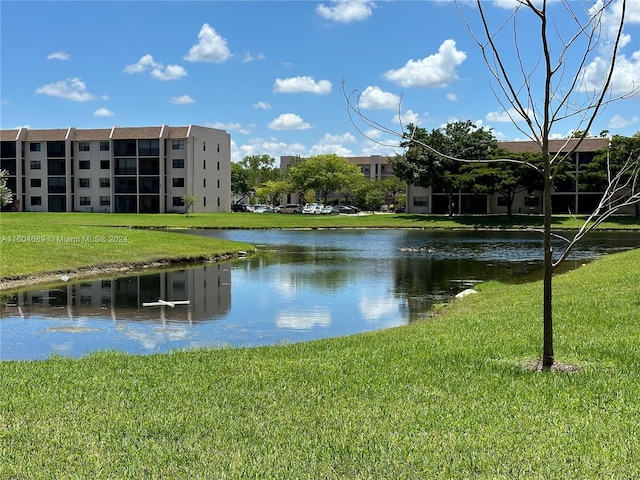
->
[253,101,272,110]
[36,77,95,101]
[232,137,306,163]
[316,0,375,23]
[383,39,467,88]
[274,76,332,94]
[93,107,114,117]
[47,51,70,61]
[124,54,187,80]
[170,95,195,105]
[581,50,640,95]
[184,24,232,63]
[398,109,421,126]
[446,92,458,101]
[357,86,400,110]
[268,113,312,130]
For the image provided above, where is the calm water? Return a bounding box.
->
[1,229,638,360]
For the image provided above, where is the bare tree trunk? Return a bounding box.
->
[542,156,554,368]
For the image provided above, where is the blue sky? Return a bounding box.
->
[1,0,639,162]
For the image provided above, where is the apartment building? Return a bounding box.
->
[406,138,631,215]
[0,124,231,213]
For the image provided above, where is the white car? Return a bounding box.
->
[302,203,323,214]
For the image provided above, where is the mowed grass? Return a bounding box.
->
[1,216,254,278]
[1,249,639,478]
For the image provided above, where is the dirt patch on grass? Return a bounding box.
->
[522,358,583,373]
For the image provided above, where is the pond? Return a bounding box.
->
[1,229,638,360]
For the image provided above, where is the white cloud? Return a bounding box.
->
[383,39,467,88]
[581,50,640,95]
[93,107,114,117]
[47,51,70,61]
[253,101,272,110]
[184,24,232,63]
[485,107,533,123]
[170,95,195,105]
[268,113,312,130]
[446,92,458,101]
[276,308,331,330]
[308,132,357,156]
[357,86,400,110]
[243,52,265,62]
[607,113,638,128]
[274,76,332,94]
[232,137,306,163]
[398,109,421,126]
[316,0,375,23]
[208,121,252,135]
[124,54,187,81]
[36,77,95,101]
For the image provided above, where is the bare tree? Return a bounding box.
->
[345,0,640,369]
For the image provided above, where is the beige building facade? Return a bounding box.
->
[1,125,231,213]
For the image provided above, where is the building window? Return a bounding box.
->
[47,141,65,157]
[79,142,90,152]
[173,178,185,188]
[114,140,136,156]
[100,160,110,169]
[203,178,206,188]
[217,179,220,188]
[173,158,184,168]
[30,143,41,152]
[100,178,110,188]
[47,177,66,193]
[114,158,136,175]
[497,197,509,207]
[217,197,220,207]
[413,196,429,207]
[80,196,91,206]
[203,142,206,151]
[30,160,41,170]
[217,143,220,153]
[203,197,206,207]
[138,139,159,156]
[172,140,184,150]
[114,177,137,193]
[217,161,220,171]
[524,196,540,207]
[100,196,110,206]
[203,160,206,170]
[47,159,65,175]
[79,178,90,188]
[139,158,159,175]
[31,196,42,206]
[100,141,110,151]
[173,196,184,206]
[79,160,90,169]
[31,178,41,188]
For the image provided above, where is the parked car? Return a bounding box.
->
[336,205,359,214]
[252,205,274,213]
[321,205,339,215]
[277,204,303,214]
[302,203,323,214]
[231,203,251,212]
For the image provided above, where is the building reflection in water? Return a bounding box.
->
[6,262,232,325]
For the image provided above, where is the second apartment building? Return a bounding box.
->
[0,124,231,213]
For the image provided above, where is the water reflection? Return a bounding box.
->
[2,229,638,360]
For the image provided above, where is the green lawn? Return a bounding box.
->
[1,248,639,478]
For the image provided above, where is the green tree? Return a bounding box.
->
[393,121,500,215]
[459,151,544,216]
[181,193,197,217]
[233,155,281,204]
[580,133,640,217]
[288,154,364,204]
[255,179,294,207]
[0,170,13,207]
[231,162,251,203]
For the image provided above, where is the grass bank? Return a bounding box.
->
[1,248,639,478]
[0,216,254,282]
